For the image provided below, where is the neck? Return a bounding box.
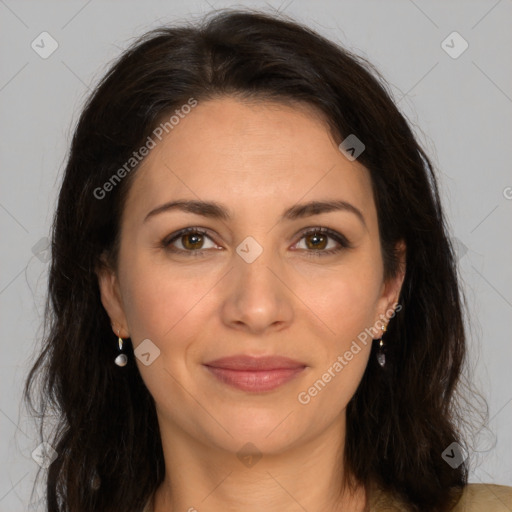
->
[152,412,367,512]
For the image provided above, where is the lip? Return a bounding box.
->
[204,355,306,371]
[203,355,307,392]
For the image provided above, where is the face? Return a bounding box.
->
[98,96,404,456]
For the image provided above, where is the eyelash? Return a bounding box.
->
[161,226,352,258]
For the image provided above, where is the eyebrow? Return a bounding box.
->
[144,199,366,227]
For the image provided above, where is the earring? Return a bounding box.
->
[114,330,128,367]
[376,324,387,367]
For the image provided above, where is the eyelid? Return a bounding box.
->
[161,226,352,255]
[162,227,220,249]
[294,226,352,249]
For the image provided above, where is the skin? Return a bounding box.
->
[98,96,405,512]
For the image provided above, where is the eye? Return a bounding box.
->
[162,227,220,256]
[161,226,352,258]
[293,227,352,257]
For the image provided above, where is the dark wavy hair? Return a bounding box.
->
[25,9,476,512]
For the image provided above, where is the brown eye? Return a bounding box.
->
[181,232,205,250]
[294,227,352,257]
[304,232,329,250]
[162,227,218,254]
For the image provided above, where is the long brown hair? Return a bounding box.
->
[25,9,474,511]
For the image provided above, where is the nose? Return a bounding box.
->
[219,244,294,335]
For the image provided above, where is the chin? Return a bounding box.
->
[203,408,307,454]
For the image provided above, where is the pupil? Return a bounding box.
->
[181,232,329,251]
[308,232,326,250]
[185,233,202,249]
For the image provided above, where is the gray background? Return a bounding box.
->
[1,0,511,510]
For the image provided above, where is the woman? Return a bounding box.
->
[24,9,512,512]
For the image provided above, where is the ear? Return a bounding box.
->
[95,255,130,338]
[375,239,406,323]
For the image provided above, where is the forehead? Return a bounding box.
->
[123,96,375,223]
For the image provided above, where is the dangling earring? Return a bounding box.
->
[376,324,387,367]
[114,330,128,367]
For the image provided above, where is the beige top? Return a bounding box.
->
[142,483,512,511]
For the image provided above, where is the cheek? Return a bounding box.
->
[296,260,382,344]
[118,259,210,396]
[295,273,376,415]
[118,253,208,344]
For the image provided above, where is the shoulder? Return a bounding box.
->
[451,483,512,511]
[143,484,512,511]
[368,482,512,511]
